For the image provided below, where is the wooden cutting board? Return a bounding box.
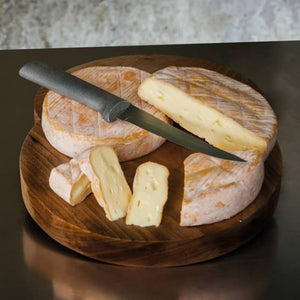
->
[20,55,282,267]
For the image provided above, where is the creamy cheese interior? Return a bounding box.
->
[126,162,169,227]
[138,78,267,154]
[71,175,91,205]
[90,146,131,220]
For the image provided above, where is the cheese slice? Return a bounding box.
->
[181,151,264,226]
[49,158,91,206]
[78,146,131,221]
[42,66,171,161]
[138,66,277,158]
[126,162,169,227]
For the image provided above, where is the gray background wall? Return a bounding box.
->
[1,0,299,49]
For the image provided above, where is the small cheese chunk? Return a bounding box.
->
[126,162,169,227]
[181,151,264,226]
[49,158,91,206]
[138,66,277,158]
[78,146,131,221]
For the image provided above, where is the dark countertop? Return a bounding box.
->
[1,42,299,299]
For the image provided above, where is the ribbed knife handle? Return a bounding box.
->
[19,61,131,122]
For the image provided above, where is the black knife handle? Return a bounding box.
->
[19,61,131,122]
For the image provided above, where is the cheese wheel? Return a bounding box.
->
[78,146,132,221]
[49,158,91,206]
[180,151,264,226]
[42,66,171,161]
[126,162,169,227]
[138,66,277,158]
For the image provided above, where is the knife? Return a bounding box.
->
[19,61,244,162]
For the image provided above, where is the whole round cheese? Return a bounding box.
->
[42,66,171,161]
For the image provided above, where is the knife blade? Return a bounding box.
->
[19,61,245,162]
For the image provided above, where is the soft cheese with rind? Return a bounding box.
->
[181,151,264,226]
[138,66,277,158]
[78,146,132,221]
[42,66,171,161]
[126,162,169,227]
[49,158,91,206]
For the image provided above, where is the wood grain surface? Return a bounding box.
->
[20,55,282,267]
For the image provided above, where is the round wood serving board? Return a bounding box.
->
[20,55,282,267]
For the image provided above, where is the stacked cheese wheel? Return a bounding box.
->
[46,65,277,227]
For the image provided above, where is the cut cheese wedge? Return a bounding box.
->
[42,66,171,161]
[126,162,169,227]
[78,146,131,221]
[181,151,264,226]
[49,158,91,206]
[138,66,277,158]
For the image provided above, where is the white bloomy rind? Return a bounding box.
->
[126,162,169,227]
[180,151,264,226]
[49,158,91,206]
[78,146,132,221]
